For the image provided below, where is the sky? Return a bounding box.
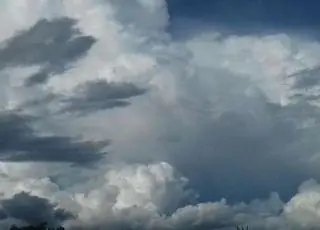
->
[1,1,320,230]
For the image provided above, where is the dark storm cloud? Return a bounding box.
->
[61,80,147,115]
[0,17,96,86]
[0,112,108,165]
[0,192,73,225]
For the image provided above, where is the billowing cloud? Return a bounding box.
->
[2,0,320,230]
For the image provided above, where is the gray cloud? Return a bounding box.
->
[61,80,147,115]
[288,67,320,102]
[0,209,7,220]
[0,192,73,226]
[0,17,96,86]
[0,112,108,165]
[159,70,320,203]
[289,67,320,90]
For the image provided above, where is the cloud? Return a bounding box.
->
[0,112,108,165]
[64,176,320,230]
[55,162,195,230]
[45,162,320,230]
[61,80,147,115]
[0,192,73,226]
[288,66,320,102]
[290,67,320,89]
[0,160,320,230]
[0,17,95,86]
[3,0,320,230]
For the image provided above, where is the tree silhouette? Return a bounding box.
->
[9,222,64,230]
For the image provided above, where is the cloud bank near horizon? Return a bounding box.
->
[1,0,320,229]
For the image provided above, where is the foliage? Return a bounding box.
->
[9,222,64,230]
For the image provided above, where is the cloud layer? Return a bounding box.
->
[1,0,320,229]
